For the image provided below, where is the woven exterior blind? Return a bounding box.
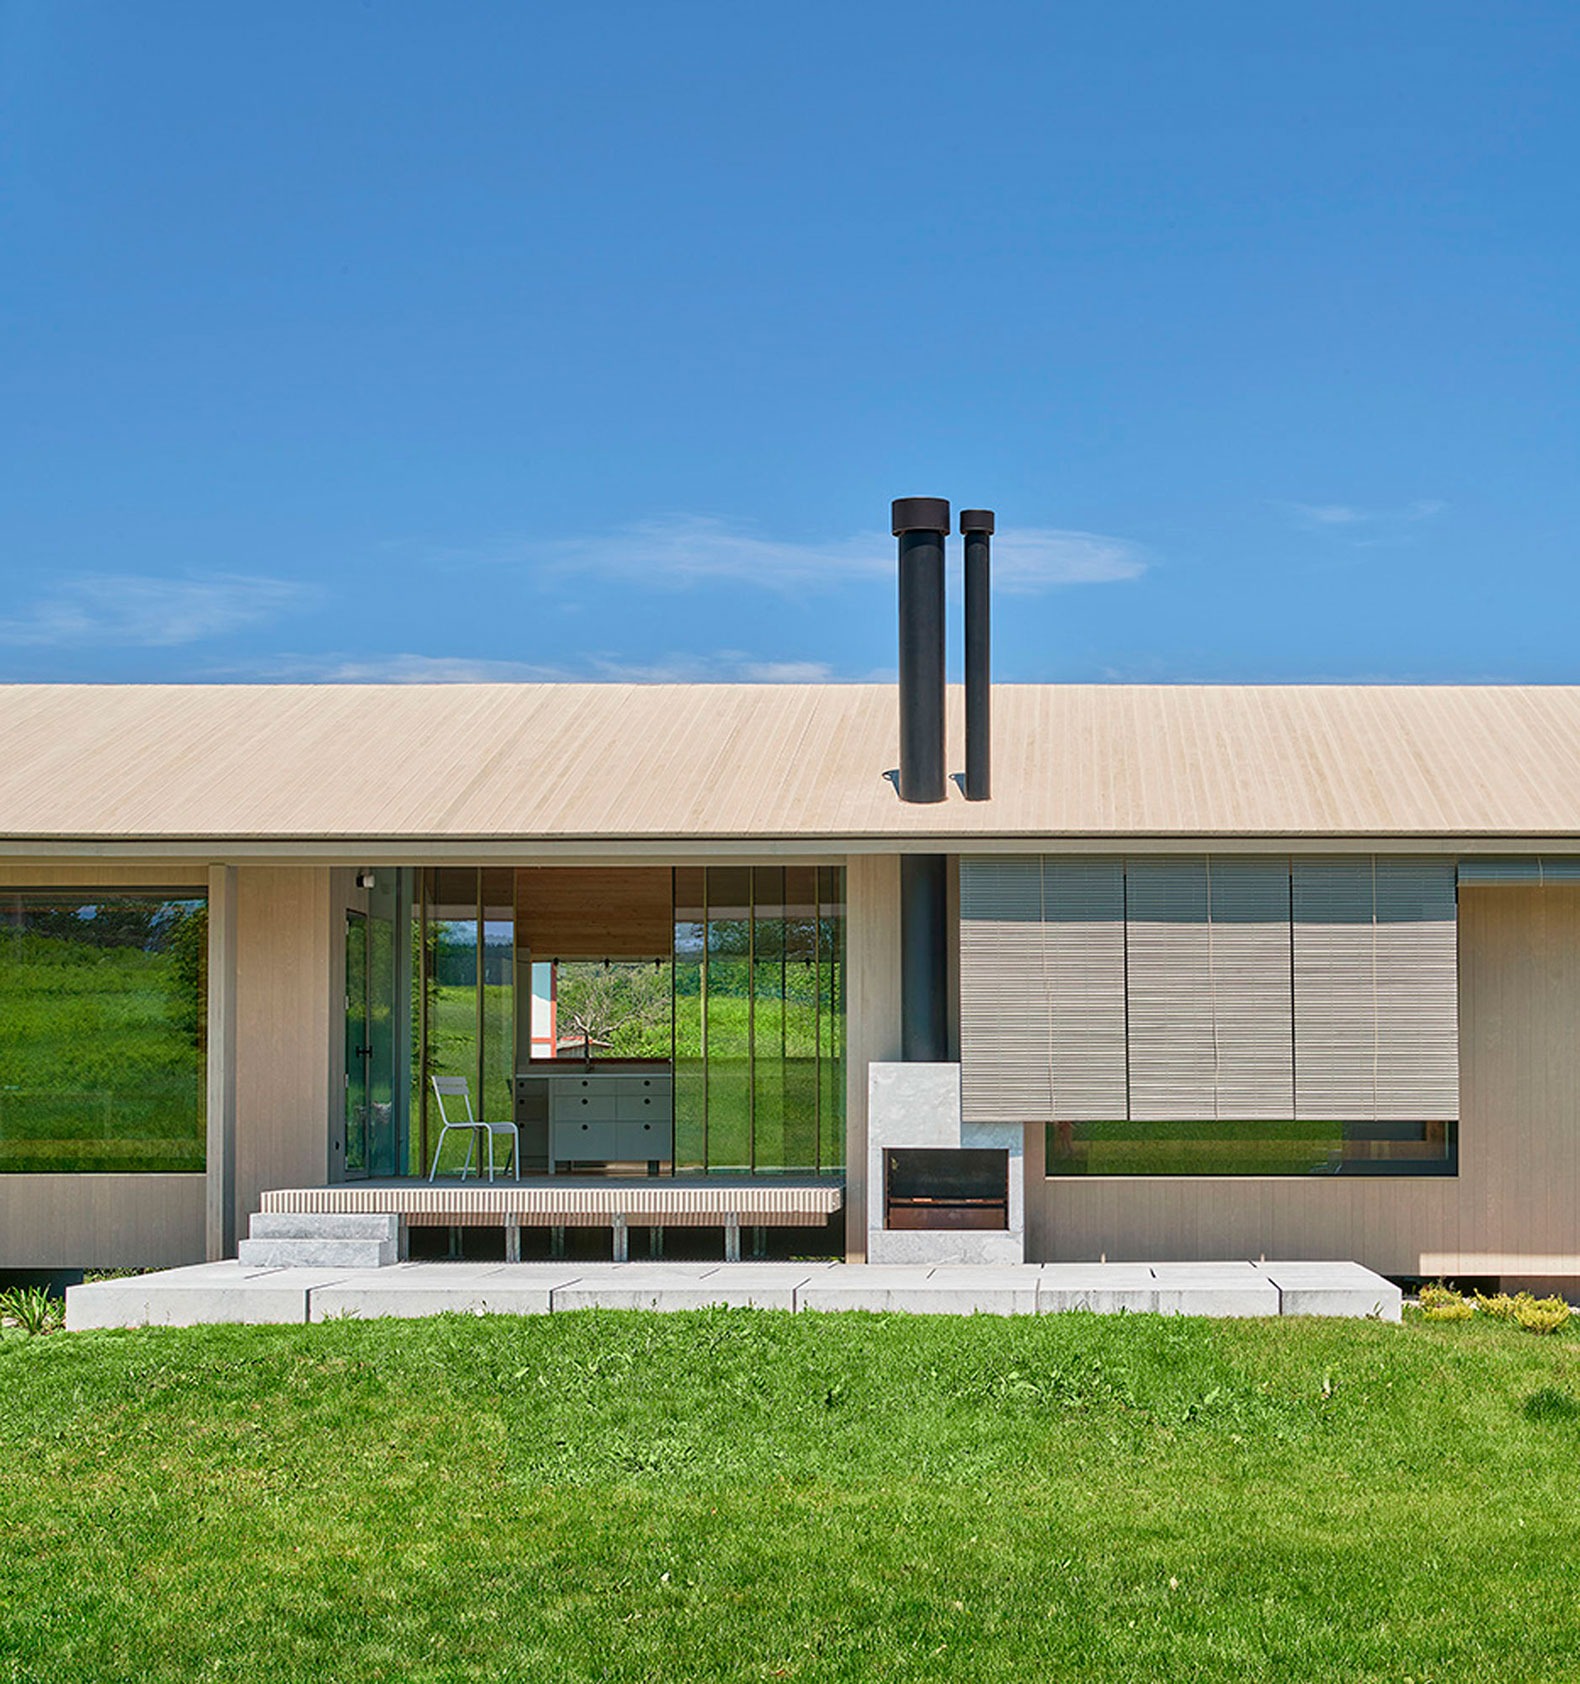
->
[959,857,1126,1123]
[960,854,1459,1126]
[1125,857,1294,1121]
[1292,858,1459,1121]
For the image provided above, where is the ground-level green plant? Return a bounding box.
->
[1418,1281,1475,1320]
[3,1310,1580,1682]
[1473,1290,1571,1334]
[0,1285,63,1336]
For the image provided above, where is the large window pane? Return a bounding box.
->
[0,893,207,1173]
[704,868,753,1172]
[750,868,787,1172]
[480,869,515,1125]
[672,869,706,1172]
[1046,1118,1458,1177]
[817,866,846,1172]
[424,868,481,1174]
[781,867,820,1173]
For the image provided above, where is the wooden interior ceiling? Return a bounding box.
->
[515,867,673,960]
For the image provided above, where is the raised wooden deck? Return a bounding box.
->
[262,1176,843,1225]
[259,1176,845,1260]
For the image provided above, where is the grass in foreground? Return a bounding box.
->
[2,1308,1579,1682]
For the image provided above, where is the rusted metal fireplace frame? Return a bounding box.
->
[883,1147,1010,1232]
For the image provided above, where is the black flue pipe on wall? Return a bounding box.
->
[960,508,994,801]
[892,496,951,1062]
[900,852,949,1063]
[892,497,949,804]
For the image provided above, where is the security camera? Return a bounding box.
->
[356,870,377,890]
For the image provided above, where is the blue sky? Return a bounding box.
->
[3,2,1578,685]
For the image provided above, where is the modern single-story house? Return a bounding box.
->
[3,505,1578,1289]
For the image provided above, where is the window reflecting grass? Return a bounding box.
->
[0,894,207,1173]
[1046,1118,1456,1177]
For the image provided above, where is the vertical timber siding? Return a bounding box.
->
[233,866,336,1243]
[844,855,902,1262]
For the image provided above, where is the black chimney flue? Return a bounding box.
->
[892,497,949,804]
[960,508,994,801]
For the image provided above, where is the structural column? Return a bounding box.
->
[205,864,239,1260]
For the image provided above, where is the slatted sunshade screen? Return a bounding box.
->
[1124,857,1295,1121]
[1292,858,1459,1121]
[959,857,1126,1123]
[1456,858,1580,885]
[961,854,1459,1127]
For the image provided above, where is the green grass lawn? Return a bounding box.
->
[3,1309,1579,1682]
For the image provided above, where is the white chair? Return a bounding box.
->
[428,1076,520,1182]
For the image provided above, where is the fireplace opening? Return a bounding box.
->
[885,1147,1009,1231]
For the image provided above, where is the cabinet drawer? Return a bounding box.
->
[616,1093,670,1121]
[618,1118,672,1158]
[554,1120,621,1160]
[555,1094,619,1123]
[549,1076,622,1102]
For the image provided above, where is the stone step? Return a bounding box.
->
[236,1237,398,1269]
[248,1211,399,1242]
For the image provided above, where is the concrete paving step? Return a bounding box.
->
[248,1212,400,1242]
[236,1237,398,1269]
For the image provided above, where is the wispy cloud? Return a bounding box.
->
[0,573,313,648]
[1285,499,1446,530]
[222,649,839,684]
[512,514,1149,597]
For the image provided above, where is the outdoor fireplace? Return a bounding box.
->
[884,1147,1009,1231]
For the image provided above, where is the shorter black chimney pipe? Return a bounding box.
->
[892,497,949,804]
[960,508,994,801]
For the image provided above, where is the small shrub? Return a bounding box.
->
[0,1286,64,1336]
[1418,1283,1474,1321]
[1512,1295,1571,1336]
[1471,1290,1572,1335]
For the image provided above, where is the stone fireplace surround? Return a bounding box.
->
[865,1062,1025,1265]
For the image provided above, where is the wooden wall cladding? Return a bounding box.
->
[516,867,673,959]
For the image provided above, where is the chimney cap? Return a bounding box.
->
[959,509,995,535]
[891,497,951,536]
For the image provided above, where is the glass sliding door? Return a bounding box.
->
[704,868,753,1173]
[672,868,707,1173]
[344,905,398,1180]
[782,867,821,1173]
[344,911,370,1178]
[413,867,515,1177]
[672,865,845,1175]
[480,869,515,1127]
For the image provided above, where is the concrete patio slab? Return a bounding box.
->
[66,1264,355,1329]
[796,1266,1041,1315]
[63,1258,1403,1329]
[1038,1263,1158,1315]
[308,1263,579,1321]
[1260,1261,1403,1321]
[551,1264,832,1312]
[1149,1264,1281,1318]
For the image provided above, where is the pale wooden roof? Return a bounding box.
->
[5,682,1580,844]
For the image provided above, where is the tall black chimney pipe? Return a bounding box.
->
[892,496,949,804]
[960,508,994,801]
[892,496,951,1062]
